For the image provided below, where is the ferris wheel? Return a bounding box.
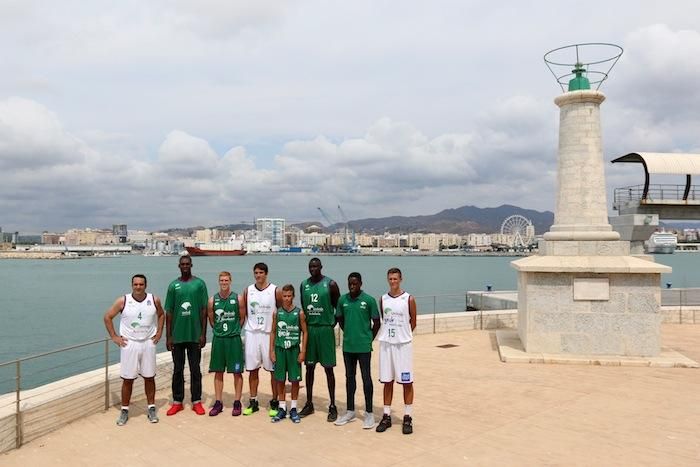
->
[500,215,535,248]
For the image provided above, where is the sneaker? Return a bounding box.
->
[268,399,279,417]
[192,402,205,415]
[271,408,287,423]
[402,415,413,435]
[243,399,259,416]
[376,414,392,433]
[209,400,223,417]
[333,410,356,426]
[327,404,338,422]
[147,406,159,423]
[232,400,242,416]
[166,403,184,416]
[289,408,301,423]
[298,401,315,418]
[362,412,375,430]
[116,409,129,426]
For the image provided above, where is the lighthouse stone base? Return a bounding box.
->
[511,239,671,357]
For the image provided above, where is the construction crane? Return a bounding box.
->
[337,205,356,251]
[317,207,336,228]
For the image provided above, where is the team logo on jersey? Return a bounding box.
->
[250,302,259,314]
[215,309,224,319]
[230,299,236,304]
[130,321,140,328]
[360,301,367,308]
[401,372,411,382]
[181,302,192,316]
[147,300,152,306]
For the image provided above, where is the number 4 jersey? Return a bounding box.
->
[379,292,413,344]
[213,292,241,337]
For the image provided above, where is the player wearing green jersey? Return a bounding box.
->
[165,255,209,416]
[269,284,308,423]
[207,271,246,416]
[335,272,381,429]
[298,258,340,421]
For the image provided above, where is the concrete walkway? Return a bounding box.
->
[2,325,699,466]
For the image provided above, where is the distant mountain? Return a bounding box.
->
[315,204,554,235]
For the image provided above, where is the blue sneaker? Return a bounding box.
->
[271,408,287,423]
[289,408,301,423]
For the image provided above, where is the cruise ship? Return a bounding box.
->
[645,231,677,254]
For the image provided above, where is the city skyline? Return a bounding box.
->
[2,2,700,231]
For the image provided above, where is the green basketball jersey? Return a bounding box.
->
[336,291,379,353]
[164,276,208,344]
[212,292,241,338]
[275,306,301,349]
[301,276,335,326]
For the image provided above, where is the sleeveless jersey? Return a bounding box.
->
[301,276,335,326]
[212,292,241,338]
[120,293,157,341]
[379,292,413,344]
[244,283,277,333]
[275,307,301,349]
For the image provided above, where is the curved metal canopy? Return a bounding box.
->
[611,152,700,201]
[611,152,700,175]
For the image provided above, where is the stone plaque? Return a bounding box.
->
[573,278,609,301]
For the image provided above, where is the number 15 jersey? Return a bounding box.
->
[379,292,413,344]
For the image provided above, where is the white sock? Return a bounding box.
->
[147,404,155,409]
[405,405,413,416]
[251,396,257,401]
[383,406,391,415]
[121,406,129,411]
[279,401,287,411]
[291,400,297,409]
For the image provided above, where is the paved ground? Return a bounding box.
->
[2,325,699,466]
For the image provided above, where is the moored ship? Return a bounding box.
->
[646,231,677,254]
[185,237,247,256]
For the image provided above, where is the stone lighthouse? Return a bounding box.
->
[511,50,670,357]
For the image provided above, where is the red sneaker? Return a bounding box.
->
[166,403,184,416]
[192,402,205,415]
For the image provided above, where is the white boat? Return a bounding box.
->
[646,232,677,254]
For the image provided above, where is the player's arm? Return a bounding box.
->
[207,296,215,328]
[269,313,277,363]
[329,280,340,309]
[370,297,381,339]
[165,283,174,351]
[199,283,208,349]
[239,287,247,316]
[238,293,246,327]
[299,311,308,363]
[336,296,345,331]
[103,296,127,347]
[275,286,283,309]
[299,284,306,309]
[153,296,166,344]
[408,295,417,331]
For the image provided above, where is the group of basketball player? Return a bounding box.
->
[103,256,416,435]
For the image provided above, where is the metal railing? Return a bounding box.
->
[614,183,700,209]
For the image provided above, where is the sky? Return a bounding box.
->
[1,0,700,232]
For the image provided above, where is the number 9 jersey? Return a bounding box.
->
[212,292,241,337]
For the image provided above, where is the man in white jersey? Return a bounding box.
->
[239,262,282,416]
[376,267,416,435]
[104,274,165,426]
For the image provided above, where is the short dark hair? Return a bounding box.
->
[387,267,402,278]
[179,255,192,264]
[309,257,321,265]
[253,262,268,273]
[282,284,295,296]
[348,272,362,282]
[132,274,147,286]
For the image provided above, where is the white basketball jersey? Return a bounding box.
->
[244,284,277,333]
[120,293,157,341]
[379,292,413,344]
